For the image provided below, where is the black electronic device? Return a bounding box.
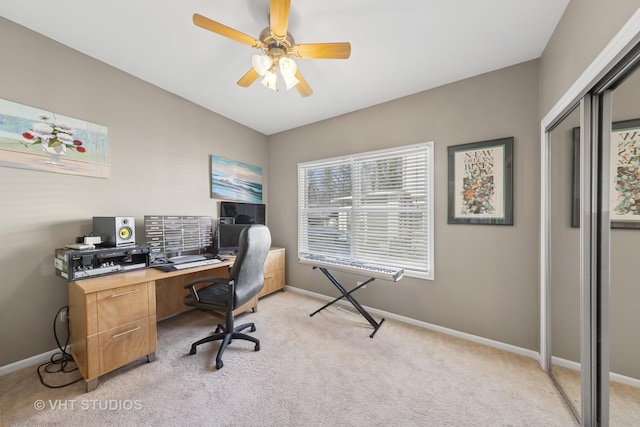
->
[219,201,265,225]
[219,217,234,224]
[54,245,151,280]
[215,224,248,255]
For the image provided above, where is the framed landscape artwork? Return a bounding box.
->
[210,155,263,203]
[447,137,514,225]
[0,98,109,178]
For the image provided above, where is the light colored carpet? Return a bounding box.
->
[1,290,577,426]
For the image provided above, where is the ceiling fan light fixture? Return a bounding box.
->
[261,69,278,91]
[279,57,299,90]
[283,74,300,91]
[193,1,351,97]
[252,54,272,76]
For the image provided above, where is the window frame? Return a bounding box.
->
[297,142,434,280]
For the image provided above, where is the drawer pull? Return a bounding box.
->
[110,289,140,298]
[112,326,141,339]
[264,274,275,279]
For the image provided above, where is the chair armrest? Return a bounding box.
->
[184,277,232,303]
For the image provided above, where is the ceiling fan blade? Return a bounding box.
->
[269,0,290,41]
[294,43,351,59]
[237,68,261,87]
[295,71,313,97]
[193,13,261,48]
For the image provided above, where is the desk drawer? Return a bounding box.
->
[96,282,150,332]
[263,270,283,295]
[259,249,285,297]
[263,250,284,275]
[98,317,152,375]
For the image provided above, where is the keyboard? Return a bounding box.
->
[172,259,221,269]
[298,255,404,282]
[154,258,222,272]
[168,254,207,263]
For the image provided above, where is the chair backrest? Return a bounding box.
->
[229,224,272,308]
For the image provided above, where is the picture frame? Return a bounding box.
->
[572,118,640,229]
[210,155,263,203]
[570,126,580,228]
[0,98,109,178]
[447,137,514,225]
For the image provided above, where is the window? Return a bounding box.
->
[298,142,434,279]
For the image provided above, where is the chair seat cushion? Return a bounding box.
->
[184,281,231,309]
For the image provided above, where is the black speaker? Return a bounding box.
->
[93,217,136,247]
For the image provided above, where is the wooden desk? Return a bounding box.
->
[68,247,285,391]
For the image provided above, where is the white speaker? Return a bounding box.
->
[93,216,136,247]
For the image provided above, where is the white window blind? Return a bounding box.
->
[298,142,434,279]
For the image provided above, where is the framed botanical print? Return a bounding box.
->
[572,118,640,229]
[447,137,514,225]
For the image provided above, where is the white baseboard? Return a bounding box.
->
[286,285,540,361]
[0,348,60,376]
[551,356,640,389]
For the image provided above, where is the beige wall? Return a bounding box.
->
[539,0,640,116]
[0,18,268,366]
[268,60,542,350]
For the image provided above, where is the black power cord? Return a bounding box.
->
[36,306,83,388]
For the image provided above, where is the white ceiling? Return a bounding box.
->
[1,0,569,135]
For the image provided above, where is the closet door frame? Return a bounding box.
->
[540,10,640,426]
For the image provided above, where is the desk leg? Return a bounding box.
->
[86,378,98,393]
[310,267,385,338]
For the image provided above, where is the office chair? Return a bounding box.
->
[183,224,271,369]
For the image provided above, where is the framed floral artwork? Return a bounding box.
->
[0,98,109,178]
[447,137,514,225]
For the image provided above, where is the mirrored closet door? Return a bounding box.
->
[544,40,640,426]
[547,104,582,421]
[605,61,640,426]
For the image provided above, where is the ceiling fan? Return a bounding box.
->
[193,0,351,97]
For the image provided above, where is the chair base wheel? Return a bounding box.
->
[188,323,261,366]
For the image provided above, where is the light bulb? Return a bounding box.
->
[252,54,273,76]
[279,57,300,90]
[282,73,300,90]
[279,57,297,77]
[261,69,278,91]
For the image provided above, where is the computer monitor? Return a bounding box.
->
[216,224,248,255]
[220,201,266,225]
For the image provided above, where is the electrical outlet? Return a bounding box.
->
[59,310,67,323]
